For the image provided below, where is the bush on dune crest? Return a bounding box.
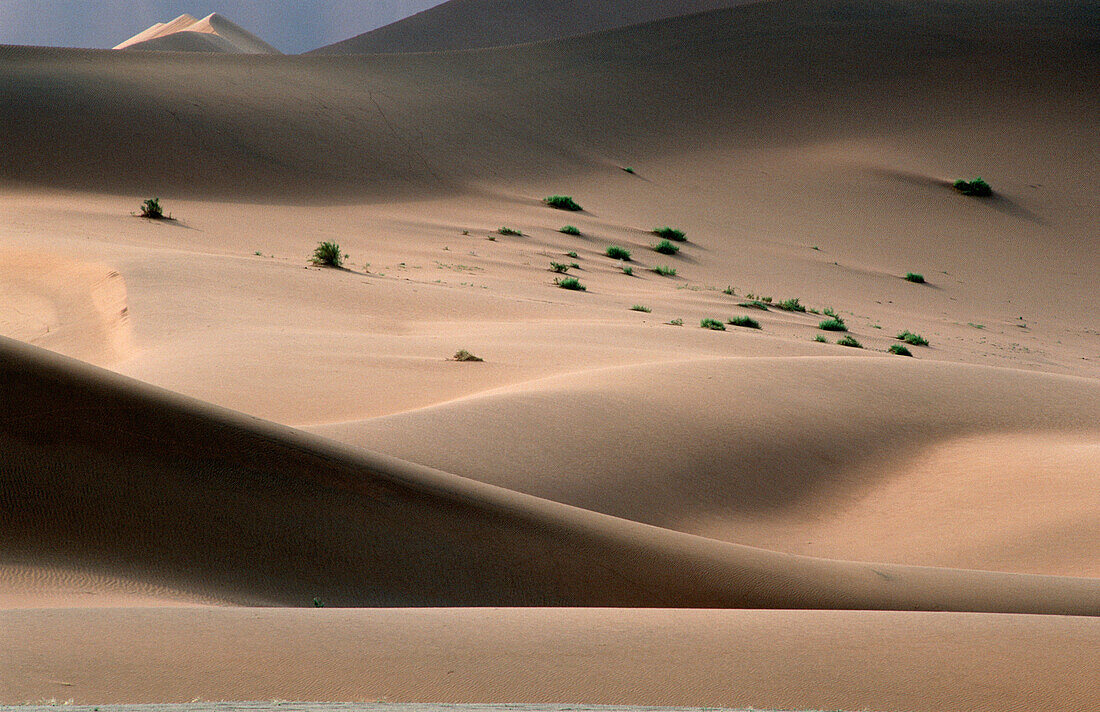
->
[700,318,726,330]
[555,276,586,291]
[544,195,582,211]
[653,239,679,255]
[139,197,166,219]
[953,177,993,197]
[312,241,344,267]
[605,245,631,260]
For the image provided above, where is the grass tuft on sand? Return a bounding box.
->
[545,195,582,211]
[312,241,344,267]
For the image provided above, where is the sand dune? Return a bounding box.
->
[1,1,1098,709]
[312,0,752,54]
[4,334,1097,613]
[3,0,1096,200]
[312,357,1100,577]
[113,13,280,54]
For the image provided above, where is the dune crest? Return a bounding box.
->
[114,12,280,54]
[0,249,131,365]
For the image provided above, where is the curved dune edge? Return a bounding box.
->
[309,356,1100,576]
[0,249,131,365]
[3,607,1098,710]
[1,335,1098,613]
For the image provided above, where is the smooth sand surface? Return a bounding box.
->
[1,0,1097,709]
[312,0,753,54]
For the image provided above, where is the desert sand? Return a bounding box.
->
[0,0,1097,710]
[114,13,281,54]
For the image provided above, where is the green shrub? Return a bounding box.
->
[565,251,579,258]
[631,304,651,313]
[653,227,686,242]
[823,307,840,319]
[651,265,677,276]
[738,301,769,310]
[813,334,827,343]
[622,167,636,174]
[452,349,484,362]
[723,285,735,295]
[550,262,570,273]
[498,227,523,236]
[728,315,761,329]
[888,343,913,356]
[544,195,582,211]
[700,318,726,330]
[653,239,680,255]
[139,197,165,219]
[606,245,632,260]
[953,177,992,197]
[897,330,929,346]
[312,241,344,267]
[818,318,848,332]
[668,318,683,326]
[776,298,806,312]
[837,335,862,348]
[559,225,581,235]
[622,265,634,276]
[555,277,586,291]
[904,272,926,284]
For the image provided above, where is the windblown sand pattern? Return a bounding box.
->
[0,1,1097,710]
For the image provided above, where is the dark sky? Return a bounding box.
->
[0,1,447,53]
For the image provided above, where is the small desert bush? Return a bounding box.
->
[498,227,523,236]
[813,334,827,343]
[823,306,840,318]
[897,330,929,346]
[818,318,848,332]
[738,301,769,310]
[312,241,343,267]
[700,318,726,330]
[837,335,862,348]
[565,251,578,258]
[953,177,992,197]
[888,343,913,356]
[622,166,636,174]
[545,195,582,211]
[622,265,634,276]
[452,349,483,362]
[653,239,680,255]
[139,197,165,219]
[728,315,761,329]
[668,318,683,326]
[631,304,651,313]
[605,245,632,260]
[549,262,570,273]
[723,285,735,295]
[556,276,586,291]
[651,265,677,276]
[653,226,686,242]
[904,272,926,283]
[559,225,581,235]
[776,297,806,312]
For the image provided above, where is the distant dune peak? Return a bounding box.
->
[113,12,280,54]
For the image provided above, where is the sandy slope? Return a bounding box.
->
[0,0,1098,709]
[114,13,281,54]
[5,608,1099,710]
[312,0,752,54]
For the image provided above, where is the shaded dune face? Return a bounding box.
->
[311,0,753,54]
[0,0,1096,199]
[1,336,1099,614]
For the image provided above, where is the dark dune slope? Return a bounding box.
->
[1,335,1100,613]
